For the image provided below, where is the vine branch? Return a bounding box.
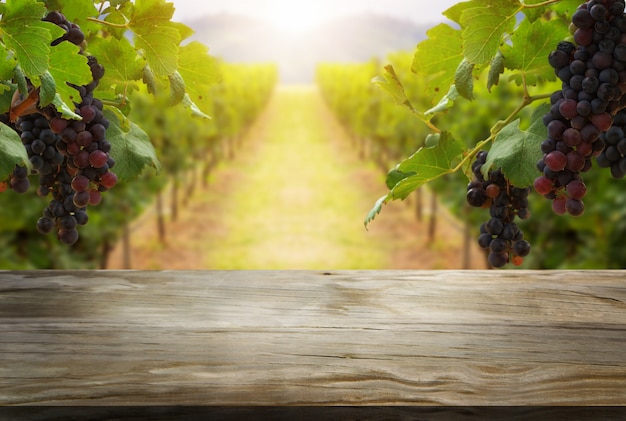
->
[87,17,129,29]
[521,0,561,9]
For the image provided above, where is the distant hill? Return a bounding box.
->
[183,13,430,84]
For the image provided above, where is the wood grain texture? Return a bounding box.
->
[0,270,625,406]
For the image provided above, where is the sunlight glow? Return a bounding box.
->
[265,2,326,34]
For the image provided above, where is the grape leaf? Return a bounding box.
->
[386,168,416,190]
[365,132,464,228]
[391,132,465,199]
[178,41,221,113]
[550,0,583,16]
[443,1,475,25]
[0,44,16,80]
[88,36,144,96]
[0,83,16,114]
[522,0,580,21]
[181,93,210,119]
[424,85,460,116]
[171,21,194,42]
[411,24,463,104]
[47,41,92,106]
[1,0,63,78]
[133,25,180,76]
[142,64,157,95]
[487,50,505,92]
[104,109,161,181]
[37,71,56,106]
[504,18,569,86]
[372,65,414,112]
[51,93,81,120]
[364,195,387,228]
[482,103,549,187]
[460,0,520,65]
[168,71,185,106]
[0,121,30,180]
[129,0,180,77]
[13,65,27,95]
[454,59,475,100]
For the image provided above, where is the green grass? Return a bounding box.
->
[203,87,389,269]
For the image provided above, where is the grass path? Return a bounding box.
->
[108,86,486,270]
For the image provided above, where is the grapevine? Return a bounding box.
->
[317,0,626,268]
[0,0,220,246]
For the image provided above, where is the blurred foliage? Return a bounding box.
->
[0,62,277,269]
[317,51,626,269]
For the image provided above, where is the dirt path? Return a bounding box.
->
[107,86,487,270]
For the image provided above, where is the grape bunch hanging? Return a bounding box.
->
[466,0,626,267]
[1,12,117,245]
[535,0,626,216]
[466,151,532,268]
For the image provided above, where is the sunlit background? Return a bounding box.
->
[172,0,459,83]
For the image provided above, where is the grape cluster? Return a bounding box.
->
[467,151,532,268]
[596,108,626,175]
[43,10,85,48]
[8,165,30,194]
[534,0,626,216]
[16,113,65,180]
[0,11,117,245]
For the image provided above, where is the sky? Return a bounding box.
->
[171,0,459,33]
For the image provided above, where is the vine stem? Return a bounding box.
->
[416,113,441,134]
[450,74,552,177]
[521,0,562,9]
[87,17,128,28]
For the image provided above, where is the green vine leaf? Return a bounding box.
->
[47,41,92,107]
[181,93,210,119]
[390,132,465,200]
[443,1,475,25]
[522,0,580,21]
[0,122,30,180]
[425,85,460,116]
[365,133,464,228]
[88,35,144,97]
[364,195,388,228]
[0,83,16,115]
[386,168,416,190]
[168,71,185,106]
[105,109,161,181]
[51,93,81,120]
[142,64,157,95]
[411,23,463,104]
[178,41,221,113]
[487,50,505,92]
[1,0,63,78]
[0,44,16,81]
[129,0,180,77]
[13,65,27,95]
[454,59,475,100]
[504,17,569,86]
[372,64,414,112]
[482,103,549,187]
[37,71,56,106]
[460,0,520,65]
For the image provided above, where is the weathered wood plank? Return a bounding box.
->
[0,270,625,406]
